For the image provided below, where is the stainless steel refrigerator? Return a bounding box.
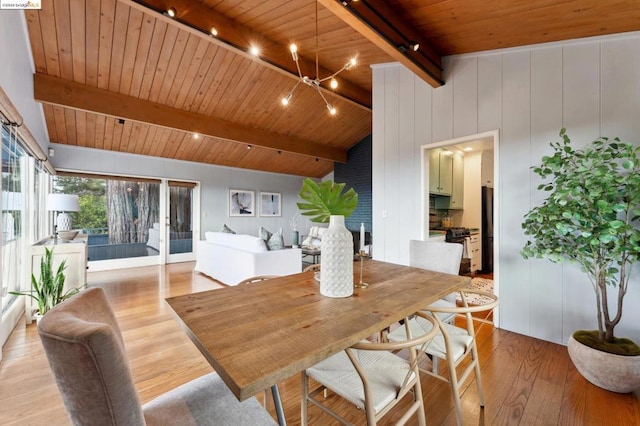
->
[481,186,494,273]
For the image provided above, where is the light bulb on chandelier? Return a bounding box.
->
[280,49,356,115]
[279,2,356,116]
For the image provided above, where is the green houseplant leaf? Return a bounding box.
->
[297,178,358,223]
[521,128,640,353]
[10,247,82,316]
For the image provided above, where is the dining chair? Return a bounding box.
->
[237,275,280,285]
[409,239,463,313]
[406,239,463,372]
[37,287,276,426]
[387,289,499,426]
[303,263,320,272]
[301,312,439,426]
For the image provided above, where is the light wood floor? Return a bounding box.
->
[1,262,638,425]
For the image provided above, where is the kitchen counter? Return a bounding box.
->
[468,228,480,234]
[428,230,446,237]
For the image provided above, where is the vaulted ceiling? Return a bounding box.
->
[25,1,640,177]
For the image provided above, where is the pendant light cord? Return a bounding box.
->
[315,1,319,80]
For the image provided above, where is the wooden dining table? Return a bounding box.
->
[166,259,470,421]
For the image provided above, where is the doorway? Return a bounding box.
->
[421,130,500,324]
[165,181,198,263]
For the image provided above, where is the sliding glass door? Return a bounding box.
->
[166,181,197,263]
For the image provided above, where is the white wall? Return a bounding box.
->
[372,32,640,345]
[51,144,314,242]
[0,11,49,150]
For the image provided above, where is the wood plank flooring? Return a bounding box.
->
[1,262,638,425]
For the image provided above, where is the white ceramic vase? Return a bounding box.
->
[320,215,354,298]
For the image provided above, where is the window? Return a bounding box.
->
[53,174,161,261]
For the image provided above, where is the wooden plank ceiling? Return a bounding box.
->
[24,0,640,178]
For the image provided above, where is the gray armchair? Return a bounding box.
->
[37,287,276,426]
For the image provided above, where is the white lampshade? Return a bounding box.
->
[48,194,79,232]
[47,194,79,212]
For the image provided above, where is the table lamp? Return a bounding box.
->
[47,193,79,231]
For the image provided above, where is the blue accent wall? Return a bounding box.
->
[334,135,372,233]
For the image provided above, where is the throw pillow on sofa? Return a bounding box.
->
[259,226,285,250]
[221,224,236,234]
[301,226,326,248]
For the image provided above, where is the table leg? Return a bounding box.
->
[271,384,286,425]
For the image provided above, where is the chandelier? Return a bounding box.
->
[280,2,356,116]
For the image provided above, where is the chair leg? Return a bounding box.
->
[446,354,464,426]
[301,372,309,426]
[414,377,426,426]
[471,345,485,408]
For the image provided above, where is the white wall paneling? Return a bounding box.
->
[382,66,400,263]
[372,31,640,345]
[477,55,503,133]
[414,71,432,240]
[560,42,602,341]
[600,38,640,143]
[398,67,419,263]
[431,60,454,143]
[529,47,564,342]
[451,57,479,138]
[496,50,532,337]
[372,65,386,261]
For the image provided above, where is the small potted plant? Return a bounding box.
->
[297,178,358,298]
[11,247,82,322]
[521,128,640,393]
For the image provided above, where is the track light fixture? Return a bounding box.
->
[165,7,176,18]
[398,42,420,54]
[280,3,356,116]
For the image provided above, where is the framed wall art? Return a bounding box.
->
[260,192,281,217]
[229,189,255,216]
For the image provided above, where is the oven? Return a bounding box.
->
[445,227,471,275]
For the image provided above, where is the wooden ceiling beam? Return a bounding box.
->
[122,0,371,110]
[34,73,347,163]
[318,0,444,88]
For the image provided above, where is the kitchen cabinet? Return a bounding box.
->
[449,153,464,209]
[481,150,494,187]
[469,233,481,272]
[27,236,88,322]
[429,149,453,195]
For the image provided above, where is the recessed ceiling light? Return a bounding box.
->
[210,27,218,37]
[193,133,199,139]
[166,7,176,18]
[249,46,260,57]
[464,147,473,151]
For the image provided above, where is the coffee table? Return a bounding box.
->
[301,247,321,264]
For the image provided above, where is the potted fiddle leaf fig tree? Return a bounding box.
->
[297,178,358,298]
[521,128,640,393]
[10,247,82,321]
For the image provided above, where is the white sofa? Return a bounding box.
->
[194,232,302,286]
